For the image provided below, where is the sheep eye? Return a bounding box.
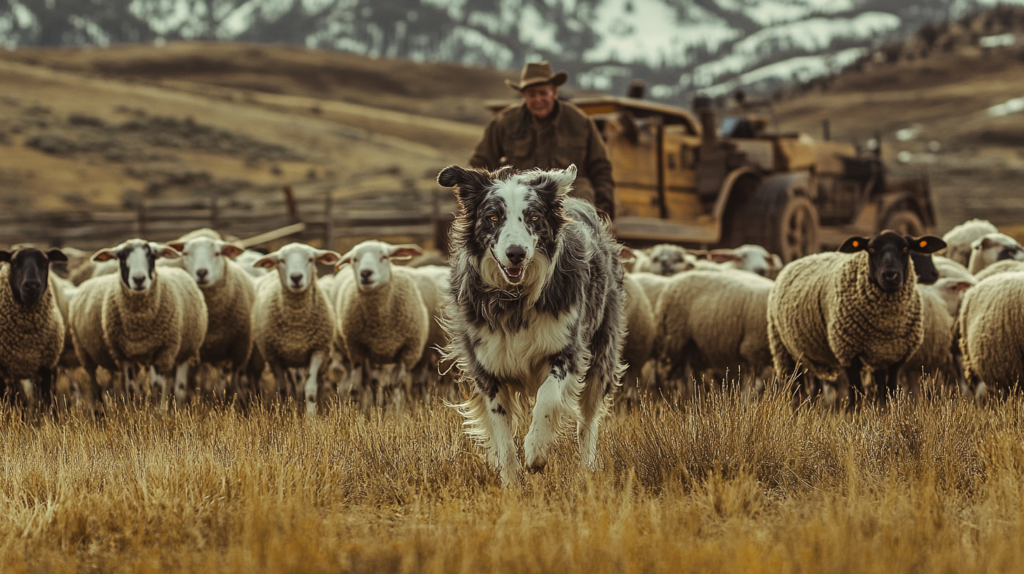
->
[868,248,875,253]
[903,247,908,253]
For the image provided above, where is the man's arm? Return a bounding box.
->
[586,119,615,219]
[469,119,504,170]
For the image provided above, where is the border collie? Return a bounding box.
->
[437,164,626,485]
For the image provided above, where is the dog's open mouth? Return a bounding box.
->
[500,264,525,284]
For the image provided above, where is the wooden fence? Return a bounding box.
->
[0,186,457,251]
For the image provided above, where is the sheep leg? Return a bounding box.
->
[270,365,289,405]
[150,367,171,412]
[304,352,325,417]
[36,368,56,413]
[844,359,866,408]
[874,362,904,408]
[123,364,140,402]
[174,362,190,406]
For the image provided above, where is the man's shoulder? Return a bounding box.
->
[493,102,528,124]
[557,101,595,127]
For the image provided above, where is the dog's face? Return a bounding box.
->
[93,239,180,293]
[438,164,575,287]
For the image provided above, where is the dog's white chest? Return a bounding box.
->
[472,310,575,380]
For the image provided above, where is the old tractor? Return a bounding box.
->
[569,94,934,261]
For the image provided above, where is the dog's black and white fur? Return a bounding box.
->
[437,164,626,485]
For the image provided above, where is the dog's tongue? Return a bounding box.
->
[507,266,523,278]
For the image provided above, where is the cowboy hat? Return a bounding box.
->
[505,61,568,91]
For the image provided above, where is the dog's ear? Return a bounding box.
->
[529,165,577,207]
[438,165,493,215]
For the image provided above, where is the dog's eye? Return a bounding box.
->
[490,215,499,221]
[903,247,908,253]
[531,216,538,221]
[868,248,875,253]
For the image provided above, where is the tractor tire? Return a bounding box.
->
[729,177,820,263]
[881,208,925,237]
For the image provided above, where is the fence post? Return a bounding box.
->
[136,203,146,236]
[324,189,334,250]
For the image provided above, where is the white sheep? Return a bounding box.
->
[406,264,453,394]
[901,278,974,389]
[0,247,68,408]
[655,269,774,390]
[234,249,271,279]
[168,236,257,401]
[629,272,672,311]
[619,273,655,403]
[766,232,944,404]
[959,271,1024,398]
[973,258,1024,282]
[967,233,1024,275]
[333,241,429,409]
[251,243,339,416]
[942,219,998,267]
[88,239,209,410]
[642,244,699,276]
[708,244,784,278]
[932,255,973,281]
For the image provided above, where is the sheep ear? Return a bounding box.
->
[314,249,341,265]
[46,249,68,264]
[619,245,636,264]
[388,244,424,261]
[220,243,244,259]
[152,243,181,260]
[770,254,783,270]
[908,236,946,254]
[708,249,740,263]
[0,251,10,264]
[254,254,280,269]
[838,236,869,253]
[92,248,118,262]
[167,241,185,253]
[952,280,973,293]
[334,249,354,271]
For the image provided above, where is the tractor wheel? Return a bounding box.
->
[881,208,925,237]
[775,195,820,263]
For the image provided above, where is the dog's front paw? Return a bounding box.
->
[524,430,550,472]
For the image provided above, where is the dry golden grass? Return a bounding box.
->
[3,383,1024,573]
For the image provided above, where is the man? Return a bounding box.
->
[469,61,616,219]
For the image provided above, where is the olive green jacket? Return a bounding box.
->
[469,101,615,219]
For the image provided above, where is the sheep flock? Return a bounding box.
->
[3,217,1024,415]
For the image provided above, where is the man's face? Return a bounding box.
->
[523,84,558,120]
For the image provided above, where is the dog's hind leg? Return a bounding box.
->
[579,307,626,471]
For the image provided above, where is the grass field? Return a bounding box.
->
[2,382,1024,573]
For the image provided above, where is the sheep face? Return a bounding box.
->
[437,164,574,287]
[93,240,180,294]
[709,244,781,277]
[649,244,694,276]
[910,252,940,285]
[928,277,975,317]
[839,231,945,294]
[336,241,422,293]
[169,237,244,287]
[0,247,66,306]
[255,243,340,294]
[971,233,1024,267]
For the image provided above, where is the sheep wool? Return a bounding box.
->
[942,219,998,268]
[902,284,955,384]
[0,264,65,380]
[620,273,655,396]
[959,271,1024,393]
[656,269,773,379]
[768,251,923,380]
[974,259,1024,283]
[252,273,335,370]
[197,259,256,369]
[102,268,208,375]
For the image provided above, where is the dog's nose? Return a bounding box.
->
[196,269,208,280]
[506,246,526,266]
[133,275,146,288]
[290,273,303,286]
[360,270,373,281]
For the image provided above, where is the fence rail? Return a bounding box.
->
[0,186,456,251]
